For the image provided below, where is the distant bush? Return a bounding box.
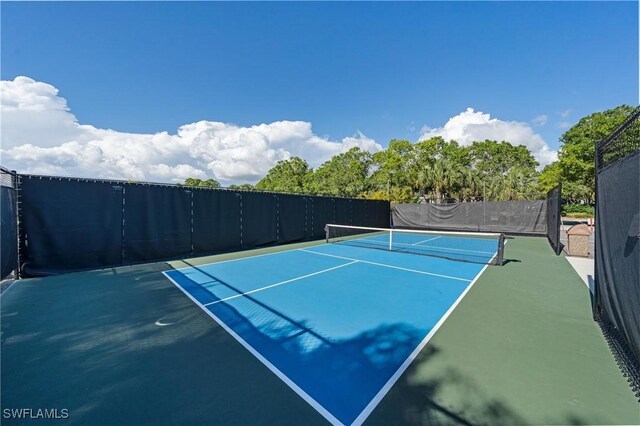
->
[565,212,593,219]
[562,204,594,217]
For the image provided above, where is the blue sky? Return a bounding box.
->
[1,2,637,183]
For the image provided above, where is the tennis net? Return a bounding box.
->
[325,224,505,265]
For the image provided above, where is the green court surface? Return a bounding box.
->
[1,236,638,425]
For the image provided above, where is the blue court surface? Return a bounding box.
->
[163,241,491,425]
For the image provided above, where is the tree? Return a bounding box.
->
[558,105,635,193]
[468,140,538,179]
[458,168,482,201]
[414,137,470,168]
[306,147,372,197]
[416,158,463,203]
[496,166,540,201]
[538,162,562,194]
[256,157,311,193]
[228,183,255,191]
[368,139,416,202]
[562,181,592,204]
[184,177,220,188]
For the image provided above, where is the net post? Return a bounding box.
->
[389,229,393,250]
[325,224,329,244]
[496,233,505,266]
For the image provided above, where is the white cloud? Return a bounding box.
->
[341,131,381,153]
[532,114,548,126]
[0,77,383,184]
[556,121,571,129]
[418,108,557,167]
[559,108,572,118]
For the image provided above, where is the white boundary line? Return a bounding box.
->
[203,261,358,306]
[169,243,325,272]
[409,243,495,255]
[297,249,471,283]
[342,233,496,255]
[164,240,505,425]
[169,227,496,274]
[162,271,344,426]
[0,280,19,298]
[357,238,496,256]
[411,236,441,245]
[346,235,496,255]
[350,245,500,425]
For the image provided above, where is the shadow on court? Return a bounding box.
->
[1,264,326,425]
[365,345,594,426]
[0,239,631,425]
[0,261,535,426]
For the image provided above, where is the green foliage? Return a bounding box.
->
[564,212,593,219]
[562,204,594,216]
[250,138,542,202]
[368,137,478,202]
[562,181,593,204]
[361,191,390,201]
[306,148,372,197]
[228,183,255,191]
[411,139,539,202]
[183,106,631,206]
[468,140,539,178]
[184,177,221,188]
[533,105,633,203]
[558,105,635,193]
[414,137,470,166]
[255,157,311,193]
[488,166,542,201]
[538,162,562,194]
[369,139,417,198]
[416,158,463,202]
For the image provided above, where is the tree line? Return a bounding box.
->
[184,105,635,204]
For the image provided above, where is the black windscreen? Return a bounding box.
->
[333,198,352,226]
[20,176,123,274]
[192,189,242,254]
[1,185,17,279]
[241,192,278,248]
[308,197,334,239]
[123,184,191,262]
[278,194,306,243]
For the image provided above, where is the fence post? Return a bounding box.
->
[556,183,562,255]
[13,170,21,278]
[593,140,600,320]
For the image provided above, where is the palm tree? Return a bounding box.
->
[416,159,461,203]
[490,167,539,201]
[459,168,482,201]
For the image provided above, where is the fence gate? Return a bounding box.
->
[594,106,640,400]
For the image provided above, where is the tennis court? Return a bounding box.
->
[2,232,638,425]
[163,227,499,425]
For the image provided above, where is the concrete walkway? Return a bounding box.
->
[560,217,596,294]
[565,255,595,293]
